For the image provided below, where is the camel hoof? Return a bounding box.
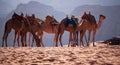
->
[93,45,96,47]
[87,44,89,47]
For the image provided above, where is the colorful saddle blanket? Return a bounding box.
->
[64,18,76,28]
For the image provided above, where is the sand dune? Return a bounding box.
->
[0,42,120,65]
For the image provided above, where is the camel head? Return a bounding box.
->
[81,12,90,21]
[99,14,106,21]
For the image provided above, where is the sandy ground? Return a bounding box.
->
[0,42,120,65]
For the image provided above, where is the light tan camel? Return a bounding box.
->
[59,15,78,47]
[77,12,106,46]
[40,15,60,47]
[27,15,60,47]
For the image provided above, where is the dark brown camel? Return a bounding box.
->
[2,12,24,47]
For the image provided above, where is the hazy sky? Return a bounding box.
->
[1,0,120,14]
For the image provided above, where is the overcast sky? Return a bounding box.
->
[1,0,120,14]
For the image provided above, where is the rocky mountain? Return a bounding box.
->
[8,1,65,21]
[71,5,120,41]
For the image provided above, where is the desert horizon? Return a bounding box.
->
[0,42,120,65]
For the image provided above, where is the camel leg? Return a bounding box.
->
[73,32,78,47]
[2,33,8,47]
[59,31,64,47]
[31,36,34,47]
[2,33,7,47]
[32,32,41,47]
[13,31,17,47]
[17,32,20,47]
[25,33,27,46]
[21,32,26,47]
[73,32,77,47]
[53,34,58,47]
[5,34,8,47]
[56,32,61,47]
[28,32,31,47]
[40,35,44,47]
[87,31,91,46]
[2,35,5,47]
[68,32,72,47]
[93,30,96,47]
[76,31,78,46]
[80,31,83,47]
[2,26,11,47]
[80,30,85,47]
[38,31,44,47]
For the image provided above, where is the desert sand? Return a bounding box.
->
[0,42,120,65]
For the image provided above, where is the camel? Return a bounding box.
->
[23,15,59,47]
[25,14,44,47]
[59,15,78,47]
[77,12,106,46]
[2,12,25,47]
[39,15,60,47]
[2,12,43,47]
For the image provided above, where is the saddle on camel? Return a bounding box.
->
[45,15,59,25]
[64,15,77,29]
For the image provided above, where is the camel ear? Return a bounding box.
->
[52,15,54,18]
[21,12,24,17]
[14,12,16,14]
[84,12,86,15]
[25,14,27,17]
[32,14,35,18]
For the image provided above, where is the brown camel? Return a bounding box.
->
[77,12,106,46]
[2,12,24,47]
[59,15,78,47]
[25,14,44,47]
[18,14,44,47]
[22,15,44,47]
[2,12,43,47]
[39,15,60,47]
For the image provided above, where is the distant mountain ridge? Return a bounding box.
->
[7,1,65,21]
[71,5,120,41]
